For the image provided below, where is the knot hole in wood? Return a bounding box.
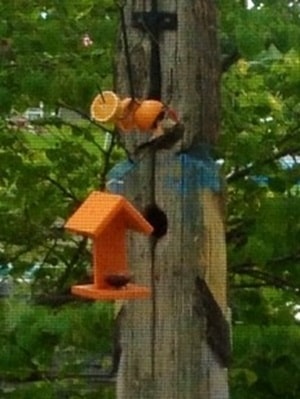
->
[143,203,167,239]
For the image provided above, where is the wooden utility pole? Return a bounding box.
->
[113,0,229,398]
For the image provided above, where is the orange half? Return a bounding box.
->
[90,91,121,123]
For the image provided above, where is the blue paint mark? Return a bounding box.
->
[164,154,222,194]
[107,151,221,195]
[180,153,221,193]
[106,160,136,194]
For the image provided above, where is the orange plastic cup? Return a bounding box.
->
[133,100,165,132]
[116,97,141,133]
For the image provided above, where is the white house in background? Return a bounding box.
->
[24,107,44,121]
[7,104,44,128]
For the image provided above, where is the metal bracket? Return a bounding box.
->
[132,11,177,34]
[132,10,177,100]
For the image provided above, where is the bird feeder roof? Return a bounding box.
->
[65,191,153,238]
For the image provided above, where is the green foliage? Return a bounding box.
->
[219,1,300,304]
[0,297,114,397]
[0,119,125,294]
[231,325,300,399]
[1,3,121,397]
[218,1,300,398]
[0,1,117,111]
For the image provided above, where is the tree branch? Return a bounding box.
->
[227,146,300,183]
[32,116,107,156]
[56,237,88,293]
[56,100,114,135]
[232,252,300,273]
[231,264,300,293]
[221,49,241,73]
[45,176,79,203]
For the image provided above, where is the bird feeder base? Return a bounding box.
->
[71,283,151,301]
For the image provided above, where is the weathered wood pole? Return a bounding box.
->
[114,0,229,398]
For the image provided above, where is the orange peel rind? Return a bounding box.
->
[90,91,121,123]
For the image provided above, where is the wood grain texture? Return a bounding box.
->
[115,1,228,398]
[200,190,227,312]
[159,0,220,148]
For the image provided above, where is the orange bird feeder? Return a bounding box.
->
[65,191,153,300]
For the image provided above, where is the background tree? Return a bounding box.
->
[0,0,122,295]
[218,1,300,396]
[219,0,300,320]
[0,2,120,397]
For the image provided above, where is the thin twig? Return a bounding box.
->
[96,84,106,102]
[56,100,114,134]
[45,176,79,202]
[227,144,300,183]
[56,237,88,292]
[117,2,135,99]
[232,265,300,292]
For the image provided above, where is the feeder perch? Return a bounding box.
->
[65,191,153,300]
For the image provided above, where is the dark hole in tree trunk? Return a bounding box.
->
[143,203,168,239]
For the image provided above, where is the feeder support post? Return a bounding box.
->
[114,1,229,398]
